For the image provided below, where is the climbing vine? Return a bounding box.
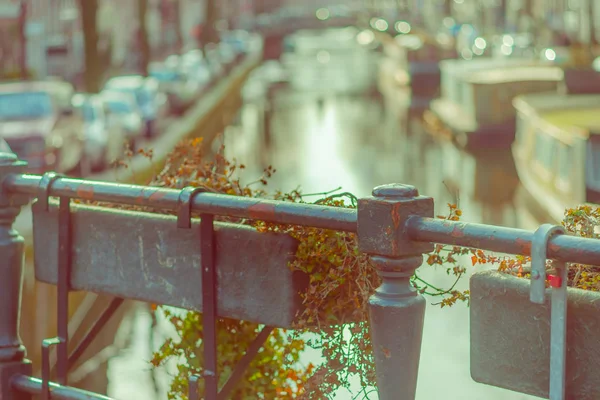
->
[106,135,600,398]
[469,205,600,291]
[113,133,600,400]
[104,135,600,398]
[91,136,474,399]
[128,136,600,399]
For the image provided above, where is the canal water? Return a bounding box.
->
[108,43,544,399]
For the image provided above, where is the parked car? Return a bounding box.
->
[0,81,85,174]
[148,62,202,115]
[179,51,213,90]
[39,78,76,112]
[72,93,128,171]
[217,42,239,69]
[202,45,226,77]
[99,91,144,147]
[103,76,168,138]
[221,30,253,55]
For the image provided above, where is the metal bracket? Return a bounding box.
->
[177,186,208,229]
[41,195,72,395]
[177,186,276,399]
[38,172,63,211]
[177,186,217,398]
[42,337,62,400]
[530,224,567,400]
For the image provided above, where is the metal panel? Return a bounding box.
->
[470,270,600,399]
[32,200,308,329]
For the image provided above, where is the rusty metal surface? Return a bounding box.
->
[32,200,308,329]
[6,174,357,232]
[470,270,600,400]
[359,184,431,400]
[406,216,600,266]
[357,184,434,257]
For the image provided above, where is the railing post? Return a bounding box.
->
[358,184,434,400]
[0,153,32,399]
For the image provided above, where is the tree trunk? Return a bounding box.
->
[137,0,151,76]
[589,0,597,46]
[174,0,184,53]
[79,0,102,93]
[201,0,219,51]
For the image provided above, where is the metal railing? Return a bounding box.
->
[1,152,599,399]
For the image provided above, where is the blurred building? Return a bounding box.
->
[0,2,26,78]
[0,0,83,80]
[0,0,200,82]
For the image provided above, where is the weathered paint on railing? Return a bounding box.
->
[12,49,263,393]
[6,174,357,232]
[32,200,306,328]
[2,151,600,399]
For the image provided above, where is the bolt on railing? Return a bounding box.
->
[0,152,600,400]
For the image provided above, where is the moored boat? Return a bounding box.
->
[512,93,600,223]
[423,64,564,151]
[377,30,457,112]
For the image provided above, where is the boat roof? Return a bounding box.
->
[72,92,104,108]
[439,57,538,71]
[105,75,146,88]
[514,93,600,139]
[466,66,563,84]
[0,80,73,94]
[99,90,137,104]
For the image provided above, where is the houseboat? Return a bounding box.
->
[377,29,457,112]
[423,64,564,151]
[512,93,600,224]
[399,33,457,106]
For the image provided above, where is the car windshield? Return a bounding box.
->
[81,102,99,121]
[586,135,600,191]
[136,89,153,106]
[150,70,183,82]
[105,99,133,114]
[108,85,153,107]
[0,91,53,120]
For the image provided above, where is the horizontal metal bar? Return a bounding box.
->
[4,174,357,232]
[12,374,114,400]
[406,217,600,266]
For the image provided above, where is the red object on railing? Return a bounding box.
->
[548,274,562,288]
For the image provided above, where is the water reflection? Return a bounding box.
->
[108,42,548,399]
[232,86,525,231]
[222,67,540,399]
[406,122,522,227]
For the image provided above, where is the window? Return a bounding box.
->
[515,113,528,145]
[0,92,53,120]
[586,135,600,191]
[135,89,153,106]
[533,129,554,170]
[150,70,183,82]
[556,142,572,182]
[81,103,99,122]
[105,100,132,114]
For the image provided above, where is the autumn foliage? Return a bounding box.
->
[104,136,600,399]
[96,137,472,399]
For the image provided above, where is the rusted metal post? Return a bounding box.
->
[0,152,32,399]
[358,184,434,400]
